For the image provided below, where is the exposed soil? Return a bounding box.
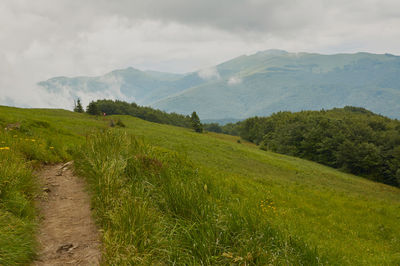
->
[33,162,101,265]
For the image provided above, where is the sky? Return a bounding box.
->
[1,0,400,109]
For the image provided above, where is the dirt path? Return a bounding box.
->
[33,162,101,265]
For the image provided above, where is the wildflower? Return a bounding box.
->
[260,198,276,213]
[50,146,54,149]
[0,147,10,150]
[31,139,36,142]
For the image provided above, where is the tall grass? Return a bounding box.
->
[74,130,324,265]
[0,146,37,264]
[0,118,71,264]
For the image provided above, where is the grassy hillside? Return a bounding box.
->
[0,106,399,264]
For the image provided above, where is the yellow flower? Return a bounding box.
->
[0,147,10,150]
[31,139,36,142]
[50,146,54,149]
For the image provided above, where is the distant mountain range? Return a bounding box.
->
[39,49,400,122]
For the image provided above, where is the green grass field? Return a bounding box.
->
[0,105,399,265]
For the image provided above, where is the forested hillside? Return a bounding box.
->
[230,107,400,187]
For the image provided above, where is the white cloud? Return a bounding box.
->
[228,76,242,85]
[98,74,125,99]
[198,67,221,80]
[0,0,400,109]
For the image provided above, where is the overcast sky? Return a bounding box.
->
[1,0,400,109]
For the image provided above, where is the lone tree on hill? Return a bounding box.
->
[190,111,203,133]
[74,98,84,113]
[86,101,100,115]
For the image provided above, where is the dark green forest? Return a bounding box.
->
[85,99,226,133]
[220,107,400,187]
[85,99,193,128]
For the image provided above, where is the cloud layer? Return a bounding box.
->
[1,0,400,109]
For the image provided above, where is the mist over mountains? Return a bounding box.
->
[38,50,400,121]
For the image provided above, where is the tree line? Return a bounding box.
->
[209,107,400,187]
[75,99,203,132]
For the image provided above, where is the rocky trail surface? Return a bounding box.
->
[33,162,101,265]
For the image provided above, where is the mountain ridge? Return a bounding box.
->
[38,50,400,120]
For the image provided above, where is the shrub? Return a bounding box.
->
[116,119,125,127]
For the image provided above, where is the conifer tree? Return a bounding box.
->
[74,98,84,113]
[190,111,203,133]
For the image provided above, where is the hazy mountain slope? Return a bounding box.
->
[39,50,400,120]
[39,67,206,106]
[154,52,400,119]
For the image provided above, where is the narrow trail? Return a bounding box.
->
[33,162,101,265]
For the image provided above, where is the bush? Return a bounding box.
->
[116,119,125,127]
[109,119,115,127]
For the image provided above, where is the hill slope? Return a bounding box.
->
[220,106,400,187]
[39,50,400,120]
[0,106,399,264]
[38,67,205,106]
[154,51,400,119]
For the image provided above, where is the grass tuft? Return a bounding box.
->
[75,130,324,264]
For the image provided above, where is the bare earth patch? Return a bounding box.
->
[33,162,101,265]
